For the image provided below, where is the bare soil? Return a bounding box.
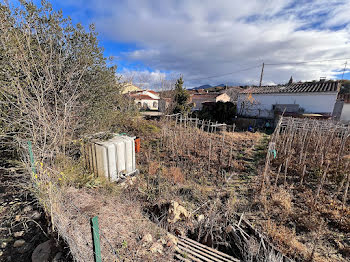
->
[0,162,72,262]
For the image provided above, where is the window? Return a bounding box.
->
[153,101,158,108]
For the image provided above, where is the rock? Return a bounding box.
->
[30,211,41,220]
[197,214,204,223]
[23,205,33,213]
[14,231,24,238]
[121,176,137,188]
[167,201,190,224]
[142,233,153,243]
[15,215,21,222]
[150,242,163,254]
[13,239,26,248]
[166,233,177,247]
[31,240,52,262]
[225,225,234,233]
[128,176,137,186]
[1,241,7,248]
[52,252,62,262]
[158,238,166,245]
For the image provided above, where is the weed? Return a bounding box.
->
[271,188,292,214]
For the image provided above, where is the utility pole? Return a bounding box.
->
[342,61,347,80]
[259,62,264,87]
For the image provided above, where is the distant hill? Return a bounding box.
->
[191,84,212,90]
[190,83,226,90]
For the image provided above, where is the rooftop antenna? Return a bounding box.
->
[342,61,347,80]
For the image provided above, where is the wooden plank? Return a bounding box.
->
[179,236,239,261]
[177,243,218,262]
[178,238,237,262]
[175,247,202,262]
[175,253,192,262]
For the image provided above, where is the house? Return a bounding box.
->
[220,86,243,103]
[190,93,230,111]
[339,93,350,122]
[237,81,341,119]
[129,90,160,110]
[121,83,142,94]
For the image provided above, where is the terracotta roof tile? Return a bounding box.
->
[131,94,159,100]
[240,81,340,94]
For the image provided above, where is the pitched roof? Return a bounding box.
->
[147,90,158,95]
[129,90,160,100]
[131,94,159,100]
[240,81,340,94]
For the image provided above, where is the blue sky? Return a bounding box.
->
[28,1,350,88]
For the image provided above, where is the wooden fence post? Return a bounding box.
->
[91,216,102,262]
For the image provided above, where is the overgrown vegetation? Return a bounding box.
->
[252,117,350,261]
[0,1,169,261]
[0,1,131,162]
[1,1,349,262]
[193,101,237,124]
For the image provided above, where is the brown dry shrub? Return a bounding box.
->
[263,220,326,262]
[316,196,350,233]
[263,219,308,259]
[53,187,173,261]
[271,188,292,214]
[232,161,246,172]
[225,131,263,143]
[148,161,159,176]
[164,166,185,184]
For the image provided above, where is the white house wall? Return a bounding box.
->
[135,99,159,110]
[237,92,338,119]
[216,93,231,103]
[340,103,350,122]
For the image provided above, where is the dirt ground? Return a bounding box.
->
[0,163,72,262]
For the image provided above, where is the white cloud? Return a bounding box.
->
[118,69,176,90]
[61,0,350,87]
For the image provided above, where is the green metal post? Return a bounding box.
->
[91,216,102,262]
[27,141,36,175]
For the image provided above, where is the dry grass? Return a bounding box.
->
[62,187,173,261]
[252,117,350,262]
[164,167,185,184]
[136,118,349,261]
[271,188,292,214]
[262,220,310,260]
[148,161,159,177]
[32,159,176,262]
